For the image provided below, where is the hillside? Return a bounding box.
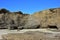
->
[0,8,30,29]
[0,8,60,30]
[0,8,60,40]
[32,8,60,29]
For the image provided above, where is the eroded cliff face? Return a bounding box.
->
[32,8,60,29]
[0,9,30,29]
[0,8,60,29]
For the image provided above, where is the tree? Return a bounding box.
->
[0,8,9,13]
[15,11,23,14]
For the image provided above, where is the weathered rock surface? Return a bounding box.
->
[0,8,60,29]
[32,8,60,29]
[0,8,30,29]
[0,8,60,40]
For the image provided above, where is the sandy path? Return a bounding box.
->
[0,29,60,39]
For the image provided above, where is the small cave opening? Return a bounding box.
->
[10,25,18,30]
[12,26,18,30]
[36,25,40,29]
[48,25,58,29]
[14,27,18,29]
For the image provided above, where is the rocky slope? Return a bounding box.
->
[0,8,60,30]
[0,8,30,29]
[32,8,60,29]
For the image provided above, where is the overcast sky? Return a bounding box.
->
[0,0,60,14]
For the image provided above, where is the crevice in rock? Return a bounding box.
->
[36,25,40,28]
[48,25,58,29]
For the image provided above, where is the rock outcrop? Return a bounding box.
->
[0,8,60,29]
[0,8,30,29]
[32,8,60,29]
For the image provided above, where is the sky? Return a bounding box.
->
[0,0,60,14]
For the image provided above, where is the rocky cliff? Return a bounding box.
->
[0,8,60,30]
[0,8,30,29]
[32,8,60,29]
